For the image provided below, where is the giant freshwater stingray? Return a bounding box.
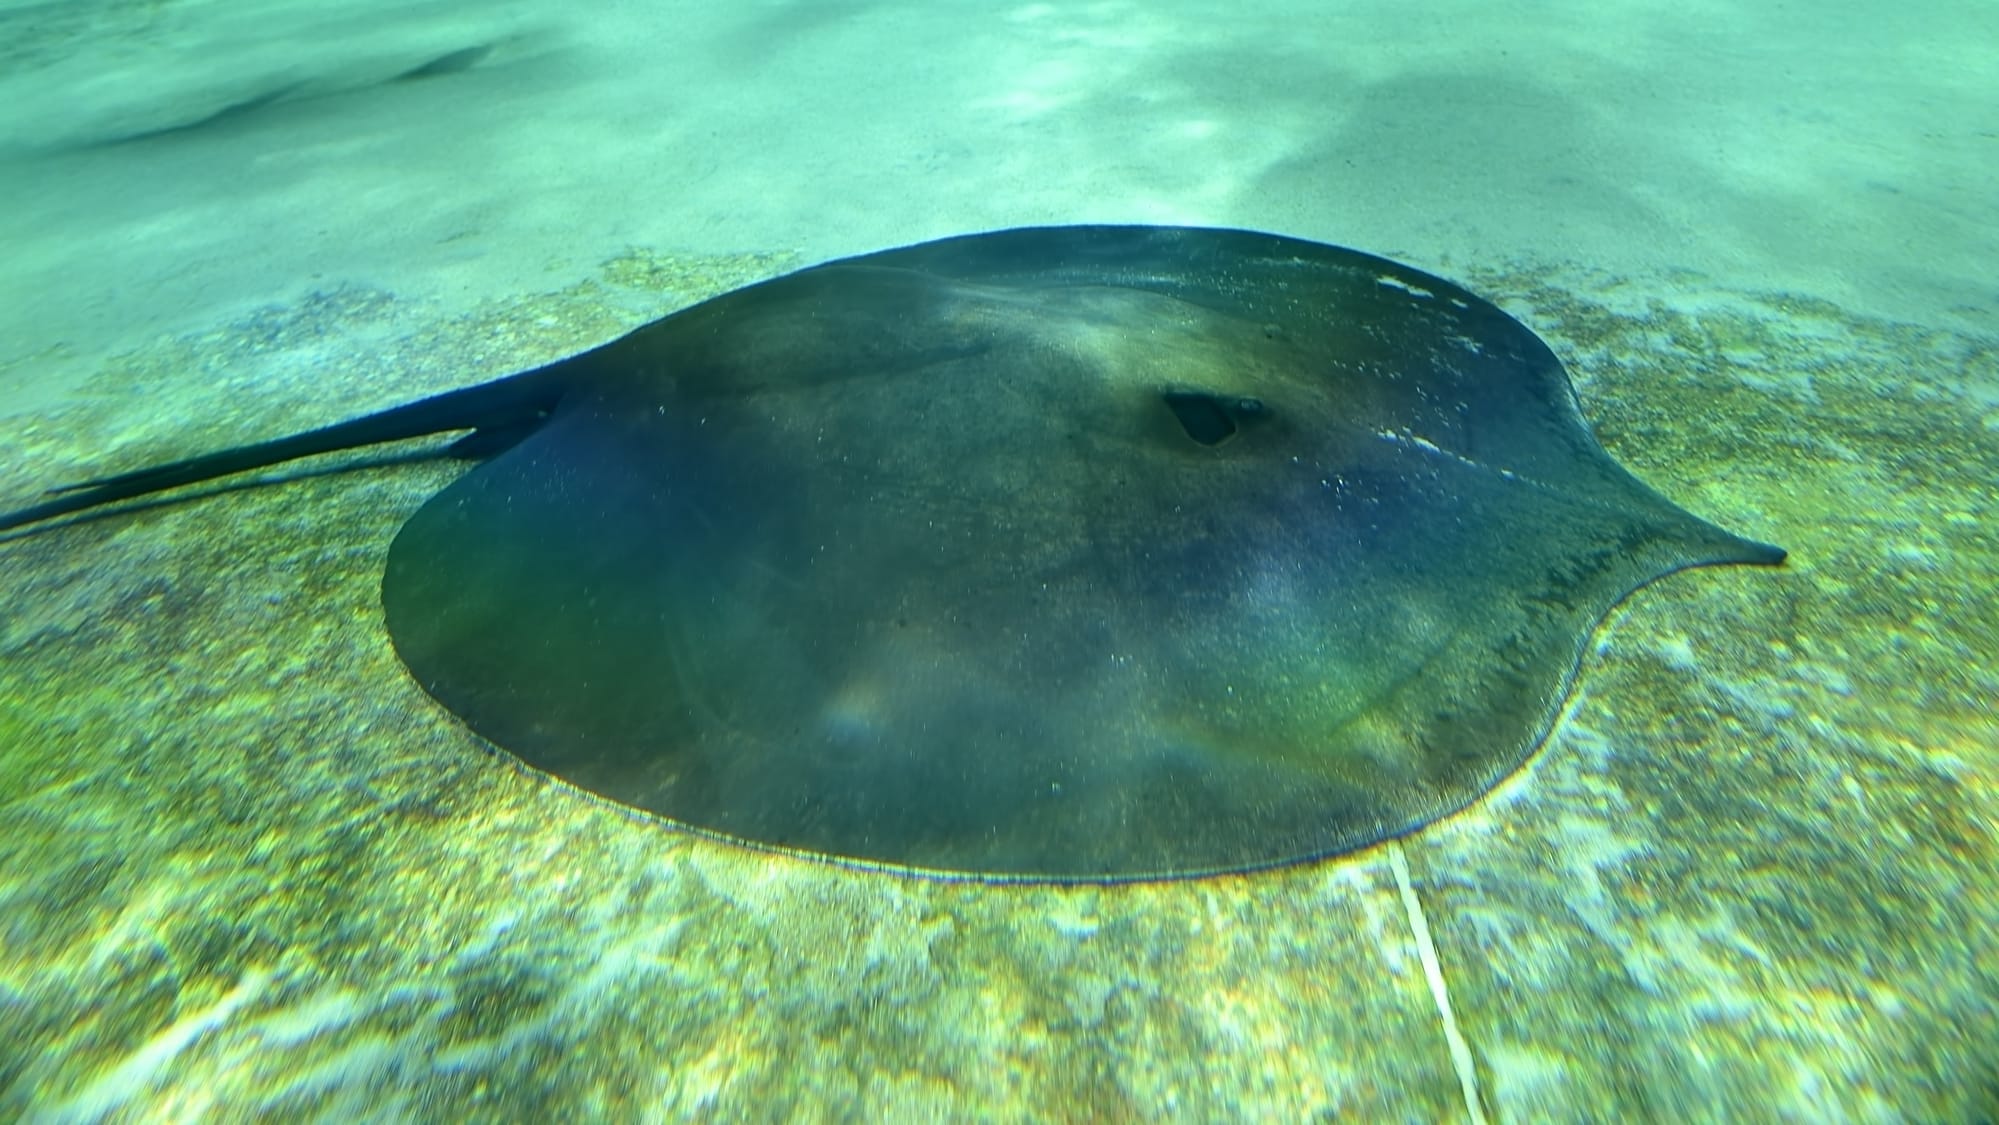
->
[0,226,1785,880]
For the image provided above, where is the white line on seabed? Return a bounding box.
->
[1390,841,1487,1125]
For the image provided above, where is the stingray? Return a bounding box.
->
[0,226,1784,880]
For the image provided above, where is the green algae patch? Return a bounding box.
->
[1429,261,1999,1121]
[0,250,1992,1121]
[0,244,1450,1121]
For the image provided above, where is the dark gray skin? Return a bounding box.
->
[0,226,1785,881]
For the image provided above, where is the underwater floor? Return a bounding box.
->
[0,248,1994,1120]
[1,0,1996,1119]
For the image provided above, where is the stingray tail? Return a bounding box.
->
[0,365,570,534]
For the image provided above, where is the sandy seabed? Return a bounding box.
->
[0,0,1994,1119]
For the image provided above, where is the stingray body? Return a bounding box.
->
[0,226,1783,880]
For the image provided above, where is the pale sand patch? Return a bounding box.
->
[0,0,1991,419]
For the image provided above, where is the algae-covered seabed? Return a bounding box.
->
[0,250,1993,1122]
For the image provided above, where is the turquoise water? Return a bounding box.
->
[1,2,1993,1119]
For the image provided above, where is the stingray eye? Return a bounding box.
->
[1161,391,1238,446]
[1160,391,1272,446]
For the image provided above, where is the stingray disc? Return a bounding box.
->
[381,226,1783,880]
